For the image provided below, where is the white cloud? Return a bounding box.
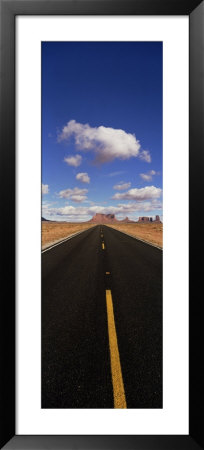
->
[76,172,90,184]
[112,185,162,201]
[113,182,131,191]
[42,184,49,195]
[140,174,152,181]
[64,154,82,167]
[42,200,162,222]
[140,170,157,181]
[57,187,88,203]
[139,150,151,163]
[58,120,149,164]
[70,195,87,203]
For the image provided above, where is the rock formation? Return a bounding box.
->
[138,215,161,223]
[89,213,133,224]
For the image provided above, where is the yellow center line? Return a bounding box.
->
[106,289,127,409]
[106,272,110,275]
[102,242,105,250]
[101,234,103,238]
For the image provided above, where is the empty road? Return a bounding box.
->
[42,225,162,408]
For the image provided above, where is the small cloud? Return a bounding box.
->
[64,154,82,167]
[113,182,131,191]
[57,187,88,203]
[139,150,151,163]
[42,184,49,195]
[140,170,158,181]
[112,185,162,201]
[70,195,87,203]
[76,172,90,184]
[140,174,152,181]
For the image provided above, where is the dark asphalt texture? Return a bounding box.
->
[42,225,162,408]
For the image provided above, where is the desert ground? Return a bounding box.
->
[42,221,95,249]
[42,221,163,250]
[106,222,163,248]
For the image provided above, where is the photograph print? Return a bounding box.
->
[41,42,163,409]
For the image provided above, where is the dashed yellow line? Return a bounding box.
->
[106,271,110,275]
[101,234,103,238]
[102,242,105,250]
[106,289,127,409]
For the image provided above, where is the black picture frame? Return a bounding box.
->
[0,0,203,449]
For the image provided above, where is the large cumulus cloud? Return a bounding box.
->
[58,120,151,164]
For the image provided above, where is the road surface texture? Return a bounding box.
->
[42,225,162,408]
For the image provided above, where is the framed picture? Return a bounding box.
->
[0,0,203,449]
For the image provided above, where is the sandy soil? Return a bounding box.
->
[106,222,163,248]
[42,222,95,249]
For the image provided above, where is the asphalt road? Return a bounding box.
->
[42,225,162,408]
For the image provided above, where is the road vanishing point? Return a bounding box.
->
[42,225,162,408]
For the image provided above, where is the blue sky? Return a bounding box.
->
[42,42,162,222]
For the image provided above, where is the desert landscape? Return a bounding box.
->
[106,222,163,248]
[42,214,163,249]
[42,220,95,249]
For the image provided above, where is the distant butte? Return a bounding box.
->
[88,213,134,224]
